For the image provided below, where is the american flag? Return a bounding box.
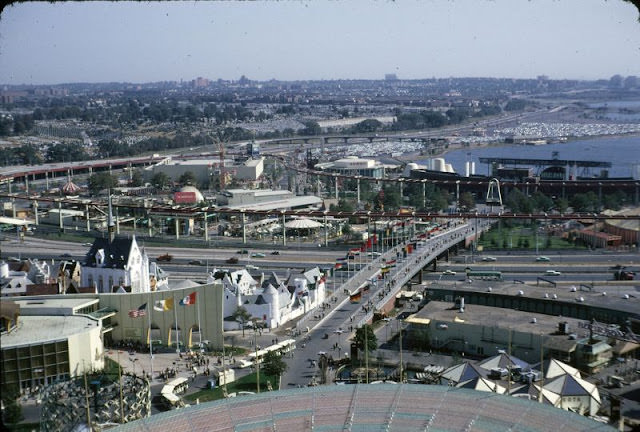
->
[128,303,147,318]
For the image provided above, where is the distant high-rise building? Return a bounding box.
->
[192,77,209,88]
[385,73,398,81]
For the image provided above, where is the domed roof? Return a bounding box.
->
[110,384,613,432]
[179,185,204,203]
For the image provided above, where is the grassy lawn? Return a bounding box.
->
[183,371,277,404]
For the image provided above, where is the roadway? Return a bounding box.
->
[278,219,492,387]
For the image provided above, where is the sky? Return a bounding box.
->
[0,0,638,85]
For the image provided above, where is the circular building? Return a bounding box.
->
[108,384,614,432]
[176,185,205,204]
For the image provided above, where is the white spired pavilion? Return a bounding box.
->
[81,195,156,293]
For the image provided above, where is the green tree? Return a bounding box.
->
[350,119,383,133]
[1,384,23,427]
[151,172,171,190]
[341,222,352,238]
[88,172,119,196]
[354,324,377,354]
[505,188,533,213]
[330,199,355,213]
[262,350,288,387]
[231,306,252,338]
[130,169,144,187]
[602,191,627,211]
[382,184,402,210]
[46,142,88,163]
[178,171,198,186]
[532,191,554,212]
[428,190,449,212]
[570,192,598,212]
[459,191,475,210]
[300,120,322,136]
[554,197,569,213]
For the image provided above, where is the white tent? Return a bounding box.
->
[284,218,323,229]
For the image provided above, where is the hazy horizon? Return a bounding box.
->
[1,0,639,86]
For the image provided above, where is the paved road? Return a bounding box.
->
[279,219,494,388]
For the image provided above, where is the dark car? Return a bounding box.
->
[271,251,280,255]
[189,259,205,266]
[237,249,249,255]
[226,257,239,264]
[156,253,173,262]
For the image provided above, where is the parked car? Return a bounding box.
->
[156,253,172,262]
[545,270,561,276]
[536,256,551,262]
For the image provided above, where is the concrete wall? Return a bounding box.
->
[67,323,104,374]
[97,282,224,350]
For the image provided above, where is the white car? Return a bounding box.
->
[545,270,561,276]
[245,264,260,270]
[482,256,497,262]
[536,256,551,262]
[442,269,457,275]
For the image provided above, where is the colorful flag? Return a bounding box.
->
[335,262,343,269]
[179,292,197,306]
[153,298,174,311]
[128,303,147,318]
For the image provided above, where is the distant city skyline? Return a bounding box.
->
[0,0,638,86]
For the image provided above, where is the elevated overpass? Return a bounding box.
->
[293,219,493,332]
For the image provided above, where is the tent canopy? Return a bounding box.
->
[284,218,323,229]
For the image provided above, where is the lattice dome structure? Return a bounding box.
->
[40,373,150,432]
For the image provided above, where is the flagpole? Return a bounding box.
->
[148,293,154,381]
[197,290,203,347]
[173,293,179,352]
[182,291,187,349]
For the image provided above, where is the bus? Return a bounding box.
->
[242,339,297,367]
[466,270,503,281]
